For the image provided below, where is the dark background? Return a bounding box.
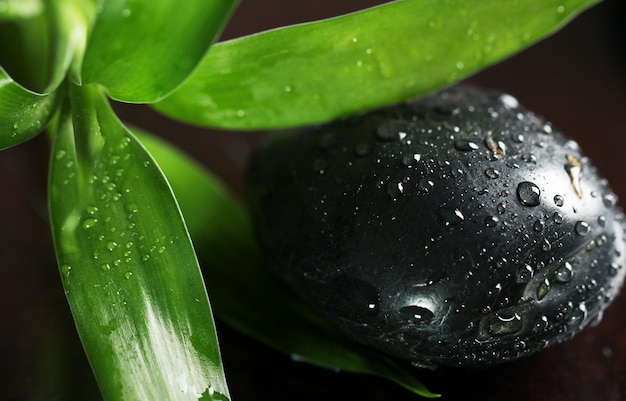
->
[1,0,624,400]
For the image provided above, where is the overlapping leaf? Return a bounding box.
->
[138,130,440,398]
[81,0,239,103]
[48,84,230,401]
[155,0,599,130]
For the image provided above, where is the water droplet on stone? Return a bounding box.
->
[376,123,402,141]
[399,305,435,325]
[387,180,404,200]
[552,212,563,224]
[355,143,372,157]
[603,193,617,208]
[319,133,338,150]
[553,195,564,207]
[484,168,500,179]
[497,202,507,214]
[487,312,523,336]
[533,219,545,232]
[554,262,573,283]
[541,239,552,251]
[537,278,551,300]
[326,275,381,319]
[485,133,506,156]
[516,264,534,283]
[564,154,583,198]
[484,215,499,227]
[418,178,435,193]
[517,182,541,206]
[454,139,479,151]
[439,207,464,226]
[313,158,327,173]
[499,93,519,109]
[575,221,591,236]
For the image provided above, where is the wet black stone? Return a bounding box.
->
[246,85,626,368]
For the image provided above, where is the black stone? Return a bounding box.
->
[246,85,626,368]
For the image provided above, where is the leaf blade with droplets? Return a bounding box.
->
[48,83,230,401]
[155,0,599,129]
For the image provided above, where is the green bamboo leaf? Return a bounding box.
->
[48,83,230,401]
[81,0,239,103]
[138,130,440,398]
[155,0,599,129]
[0,67,58,150]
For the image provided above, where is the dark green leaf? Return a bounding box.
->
[81,0,239,103]
[0,68,58,149]
[155,0,599,129]
[138,130,440,398]
[48,83,230,401]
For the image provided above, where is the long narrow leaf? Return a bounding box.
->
[155,0,599,129]
[81,0,239,103]
[48,83,230,401]
[0,67,58,149]
[138,130,440,398]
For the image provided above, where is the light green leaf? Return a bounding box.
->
[155,0,599,129]
[0,67,58,149]
[0,0,43,20]
[138,130,440,398]
[81,0,239,103]
[48,83,230,401]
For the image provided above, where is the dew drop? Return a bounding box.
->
[399,305,435,325]
[82,218,98,230]
[124,271,133,279]
[575,221,591,236]
[125,203,139,214]
[61,264,72,278]
[86,205,99,215]
[517,182,541,206]
[106,241,118,252]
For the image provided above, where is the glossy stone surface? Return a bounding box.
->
[247,85,626,368]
